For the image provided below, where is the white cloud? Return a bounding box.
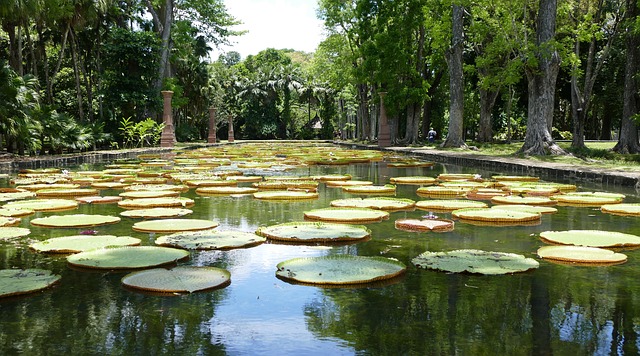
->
[214,0,325,59]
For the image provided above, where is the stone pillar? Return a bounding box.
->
[227,114,235,143]
[208,106,217,144]
[378,92,391,147]
[160,90,176,147]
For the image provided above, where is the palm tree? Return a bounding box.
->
[0,63,41,154]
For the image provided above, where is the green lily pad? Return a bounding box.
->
[155,229,266,249]
[492,175,540,182]
[185,179,237,187]
[325,180,373,187]
[537,245,627,265]
[30,214,121,228]
[0,227,31,240]
[0,189,36,202]
[256,222,371,243]
[552,191,624,206]
[310,174,352,182]
[389,176,437,185]
[601,203,640,216]
[67,246,189,269]
[0,269,61,298]
[491,204,557,214]
[415,199,488,211]
[123,184,189,192]
[118,190,180,199]
[253,191,319,200]
[118,197,195,209]
[30,235,141,253]
[342,184,396,194]
[490,195,557,206]
[539,230,640,247]
[0,217,20,227]
[121,266,231,294]
[276,255,406,285]
[412,249,539,275]
[452,208,540,222]
[395,218,454,232]
[0,207,34,218]
[120,208,193,219]
[35,188,100,198]
[330,197,415,211]
[3,198,78,212]
[132,218,219,233]
[75,196,123,204]
[416,186,471,197]
[304,207,389,223]
[196,187,259,195]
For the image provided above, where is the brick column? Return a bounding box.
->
[227,114,234,143]
[208,106,217,144]
[160,90,175,147]
[378,92,391,147]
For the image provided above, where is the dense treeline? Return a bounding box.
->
[1,0,639,156]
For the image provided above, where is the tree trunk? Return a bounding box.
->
[421,69,445,139]
[443,4,466,148]
[2,23,21,74]
[356,83,369,140]
[70,30,85,120]
[146,0,173,92]
[613,0,640,153]
[519,0,566,155]
[476,88,499,142]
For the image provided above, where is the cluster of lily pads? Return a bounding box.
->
[1,143,639,297]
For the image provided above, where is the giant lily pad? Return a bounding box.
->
[412,249,539,275]
[31,214,121,228]
[3,198,78,212]
[325,180,373,188]
[0,269,61,298]
[75,196,122,204]
[491,204,557,215]
[0,188,36,202]
[552,192,624,206]
[132,218,219,233]
[415,199,487,211]
[330,197,415,211]
[67,246,189,269]
[395,218,454,232]
[539,230,640,247]
[389,176,437,185]
[118,190,180,199]
[490,195,557,206]
[0,217,20,227]
[30,235,141,253]
[253,191,319,200]
[118,197,194,209]
[120,208,192,219]
[196,187,259,195]
[0,207,34,218]
[537,245,627,265]
[155,229,266,249]
[121,266,231,294]
[342,185,396,194]
[0,227,31,240]
[123,184,189,192]
[416,186,471,197]
[304,207,389,223]
[601,203,640,216]
[276,255,406,285]
[452,208,540,222]
[256,222,370,243]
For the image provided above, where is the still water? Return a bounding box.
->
[2,147,640,355]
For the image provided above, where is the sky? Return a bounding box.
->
[214,0,325,60]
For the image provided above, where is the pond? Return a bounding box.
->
[2,143,640,355]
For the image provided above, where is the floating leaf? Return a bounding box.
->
[256,222,370,243]
[67,246,189,269]
[389,176,437,185]
[0,207,34,218]
[118,190,180,199]
[537,245,627,265]
[452,208,540,222]
[0,227,31,240]
[552,192,624,206]
[155,229,266,249]
[539,230,640,247]
[415,199,487,211]
[490,195,557,206]
[253,191,319,200]
[75,196,122,204]
[30,235,141,253]
[120,208,192,219]
[304,207,389,223]
[118,197,195,209]
[395,218,454,232]
[0,217,20,227]
[0,189,36,202]
[31,214,121,228]
[0,269,61,298]
[601,203,640,216]
[491,204,557,214]
[196,187,259,195]
[276,255,406,285]
[132,218,219,233]
[412,249,539,275]
[121,266,231,294]
[342,184,396,194]
[3,198,78,212]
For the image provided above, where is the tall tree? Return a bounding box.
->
[443,3,467,148]
[613,0,640,153]
[519,0,566,155]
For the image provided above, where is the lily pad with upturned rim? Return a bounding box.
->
[132,218,219,233]
[0,217,20,227]
[0,227,31,240]
[0,189,36,202]
[256,222,371,243]
[67,246,189,270]
[452,208,541,222]
[30,235,141,253]
[539,230,640,247]
[491,204,557,215]
[75,196,123,204]
[121,266,231,294]
[0,269,61,298]
[155,229,266,249]
[551,192,625,206]
[253,191,319,200]
[601,203,640,216]
[196,187,259,195]
[120,208,193,219]
[412,249,539,275]
[30,214,121,228]
[394,218,454,232]
[276,255,406,285]
[342,185,397,194]
[537,245,627,265]
[3,198,78,212]
[330,197,415,211]
[304,207,389,223]
[490,195,557,206]
[415,199,488,212]
[0,207,34,218]
[118,190,180,199]
[118,197,195,209]
[389,176,437,185]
